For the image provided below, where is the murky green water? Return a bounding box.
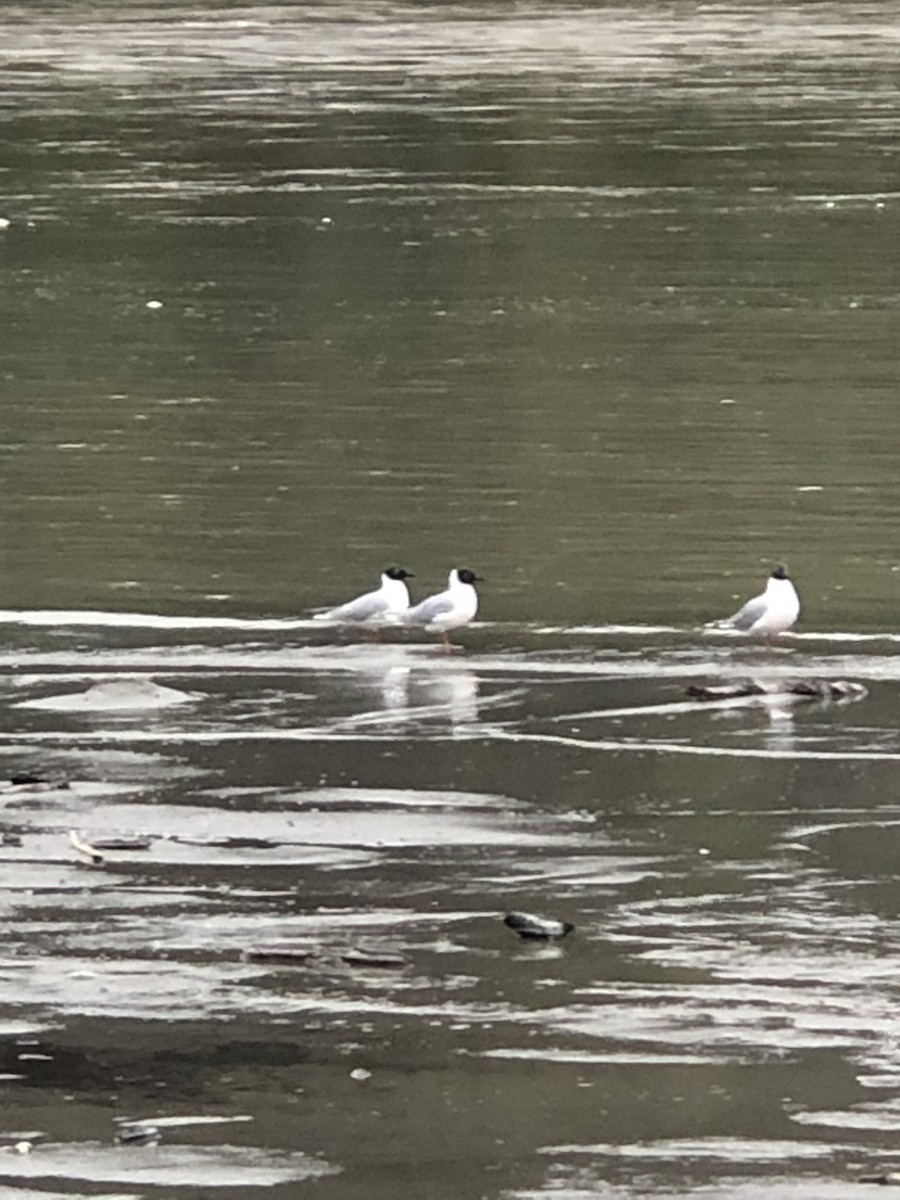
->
[3,3,900,1197]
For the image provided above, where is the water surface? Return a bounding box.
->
[3,3,900,1197]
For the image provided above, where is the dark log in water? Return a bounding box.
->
[245,944,317,966]
[339,947,408,970]
[686,679,867,702]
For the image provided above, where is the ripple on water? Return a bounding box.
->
[475,854,661,890]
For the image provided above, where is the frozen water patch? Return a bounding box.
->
[0,1140,338,1187]
[0,1191,140,1200]
[49,793,563,854]
[539,1136,850,1162]
[481,1047,723,1066]
[792,1099,900,1131]
[0,959,277,1022]
[0,608,312,632]
[18,679,200,712]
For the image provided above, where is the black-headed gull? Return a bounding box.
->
[709,564,800,640]
[404,567,482,651]
[313,566,414,630]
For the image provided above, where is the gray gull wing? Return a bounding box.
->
[723,593,768,631]
[405,594,455,627]
[325,591,390,623]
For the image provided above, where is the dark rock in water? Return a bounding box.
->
[245,944,317,966]
[116,1122,160,1146]
[686,682,766,701]
[504,911,574,940]
[340,947,407,970]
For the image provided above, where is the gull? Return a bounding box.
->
[313,566,414,632]
[708,564,800,641]
[404,567,482,652]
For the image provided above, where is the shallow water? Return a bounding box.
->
[2,616,900,1196]
[4,2,900,1198]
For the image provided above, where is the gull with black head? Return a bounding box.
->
[313,566,414,634]
[708,563,800,642]
[404,567,482,652]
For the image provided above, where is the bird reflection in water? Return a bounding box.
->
[351,662,480,733]
[758,691,797,755]
[708,683,797,754]
[412,667,480,730]
[378,665,411,712]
